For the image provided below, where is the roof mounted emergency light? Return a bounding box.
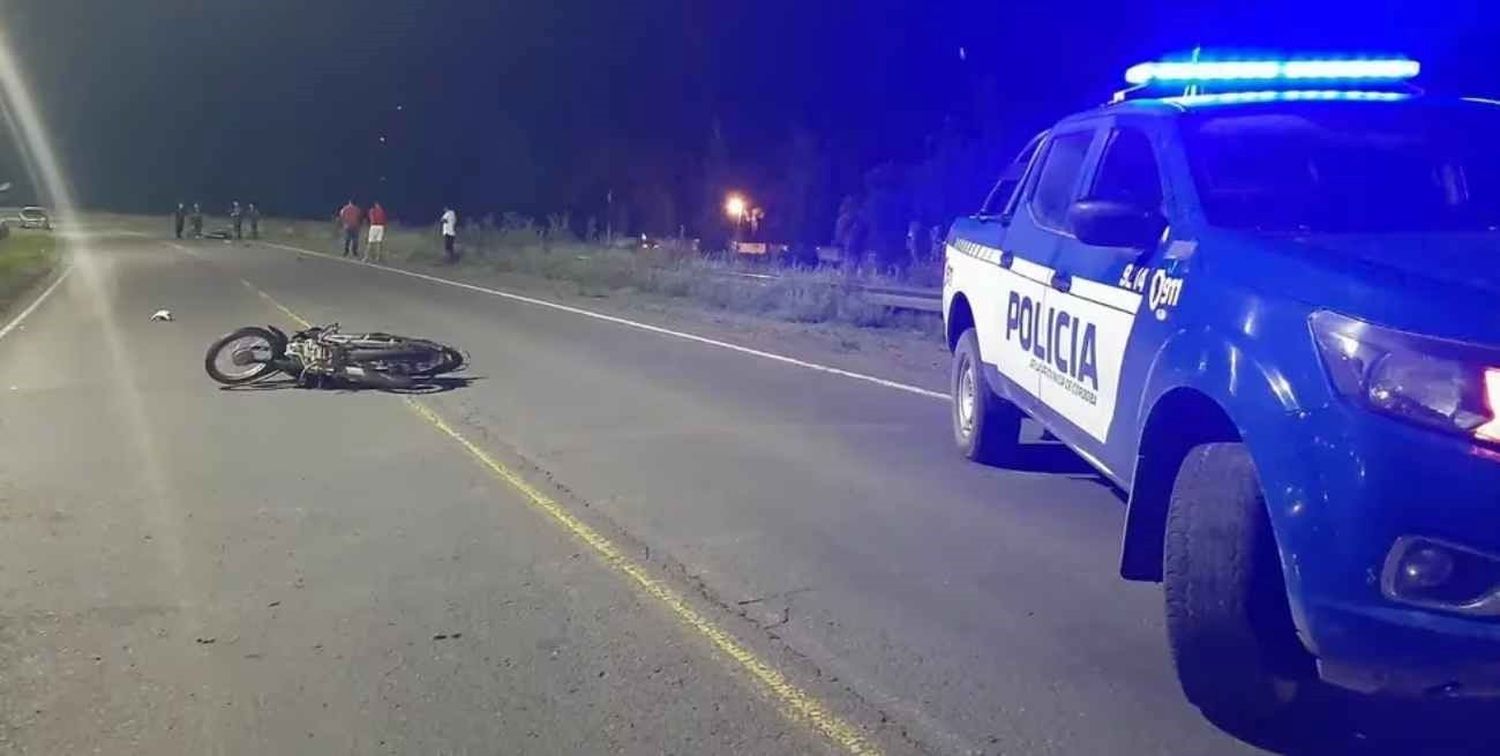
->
[1165,89,1411,107]
[1124,57,1420,86]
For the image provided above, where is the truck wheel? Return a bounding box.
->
[1163,442,1314,729]
[951,328,1022,465]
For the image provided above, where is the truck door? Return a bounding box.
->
[960,126,1101,408]
[1041,121,1176,476]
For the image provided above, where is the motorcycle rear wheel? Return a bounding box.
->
[348,340,463,377]
[414,344,464,376]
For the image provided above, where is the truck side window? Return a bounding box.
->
[1090,128,1163,211]
[1029,131,1094,231]
[980,132,1045,218]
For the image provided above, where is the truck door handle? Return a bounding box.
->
[1051,272,1072,293]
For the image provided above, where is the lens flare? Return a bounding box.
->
[0,27,199,611]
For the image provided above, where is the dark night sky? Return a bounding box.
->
[5,0,1498,233]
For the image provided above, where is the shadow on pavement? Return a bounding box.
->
[1010,443,1097,476]
[219,375,480,395]
[999,428,1123,496]
[1212,684,1500,754]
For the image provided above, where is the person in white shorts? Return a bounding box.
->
[439,205,458,263]
[366,201,388,262]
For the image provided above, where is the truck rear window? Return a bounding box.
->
[1183,103,1500,234]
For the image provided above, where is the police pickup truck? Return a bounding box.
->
[943,57,1500,726]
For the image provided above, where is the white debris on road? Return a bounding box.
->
[150,309,173,322]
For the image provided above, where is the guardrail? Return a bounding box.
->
[715,270,942,313]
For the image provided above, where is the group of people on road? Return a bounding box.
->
[228,201,261,241]
[337,199,389,262]
[167,196,457,264]
[173,201,260,241]
[336,199,460,264]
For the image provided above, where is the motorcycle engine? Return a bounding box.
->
[288,339,337,373]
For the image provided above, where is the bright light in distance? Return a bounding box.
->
[1474,369,1500,443]
[724,193,748,220]
[1125,58,1420,85]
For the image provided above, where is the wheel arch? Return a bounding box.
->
[946,292,975,353]
[1118,314,1321,583]
[1119,385,1244,581]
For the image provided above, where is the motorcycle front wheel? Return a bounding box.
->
[205,327,280,385]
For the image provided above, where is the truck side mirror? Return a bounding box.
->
[1068,199,1166,250]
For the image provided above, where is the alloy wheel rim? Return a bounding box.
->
[958,354,977,436]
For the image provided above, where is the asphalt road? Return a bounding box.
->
[2,227,1405,754]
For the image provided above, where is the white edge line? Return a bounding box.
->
[0,265,72,343]
[261,241,950,402]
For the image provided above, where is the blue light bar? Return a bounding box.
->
[1166,90,1411,107]
[1125,58,1420,86]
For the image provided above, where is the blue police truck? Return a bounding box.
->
[943,57,1500,726]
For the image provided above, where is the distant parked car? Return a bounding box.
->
[17,206,50,230]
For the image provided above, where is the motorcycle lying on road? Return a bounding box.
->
[205,323,465,389]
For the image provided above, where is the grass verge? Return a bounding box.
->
[0,231,59,316]
[266,216,943,339]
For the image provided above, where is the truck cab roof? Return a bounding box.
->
[1053,91,1496,127]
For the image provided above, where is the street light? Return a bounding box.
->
[724,193,747,222]
[724,192,750,244]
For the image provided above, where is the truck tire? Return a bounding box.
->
[951,327,1022,465]
[1163,442,1314,729]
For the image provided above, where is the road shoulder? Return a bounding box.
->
[257,239,951,396]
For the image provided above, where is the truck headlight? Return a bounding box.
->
[1310,311,1500,443]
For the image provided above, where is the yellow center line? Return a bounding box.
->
[240,279,311,328]
[238,280,881,756]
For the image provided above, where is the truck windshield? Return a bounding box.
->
[1183,102,1500,233]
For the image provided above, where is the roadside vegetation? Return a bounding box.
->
[0,229,58,314]
[267,216,943,338]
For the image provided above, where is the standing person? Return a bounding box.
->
[439,205,457,263]
[190,203,204,238]
[902,219,925,275]
[173,202,186,239]
[365,201,388,262]
[247,202,261,240]
[834,194,867,279]
[338,199,362,258]
[229,201,243,240]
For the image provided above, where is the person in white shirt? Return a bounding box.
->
[439,206,458,263]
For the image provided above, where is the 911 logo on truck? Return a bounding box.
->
[1120,263,1185,317]
[1004,291,1099,404]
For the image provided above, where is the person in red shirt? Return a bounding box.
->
[365,201,388,263]
[337,199,362,258]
